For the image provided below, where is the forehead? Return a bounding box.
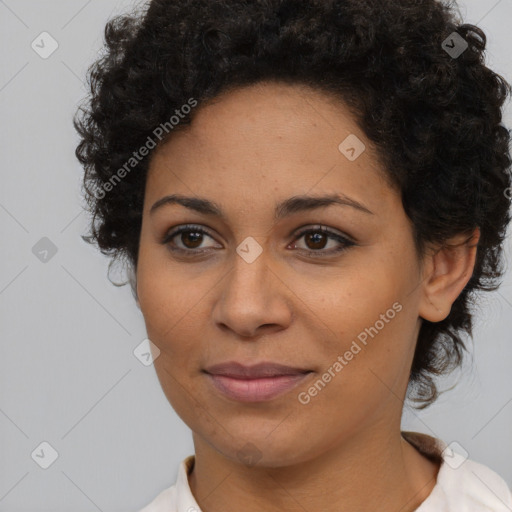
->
[145,81,396,218]
[158,81,367,158]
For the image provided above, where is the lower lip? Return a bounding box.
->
[205,372,312,402]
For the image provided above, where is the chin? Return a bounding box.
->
[204,422,317,468]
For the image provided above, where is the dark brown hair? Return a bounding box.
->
[74,0,512,408]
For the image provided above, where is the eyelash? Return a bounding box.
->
[161,224,356,258]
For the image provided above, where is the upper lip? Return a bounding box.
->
[203,361,312,379]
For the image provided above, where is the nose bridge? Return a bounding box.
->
[227,239,272,302]
[212,240,291,336]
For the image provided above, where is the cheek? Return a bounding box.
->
[311,266,401,341]
[135,249,222,400]
[136,257,205,411]
[294,302,414,441]
[308,257,417,394]
[136,245,205,341]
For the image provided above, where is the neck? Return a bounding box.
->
[188,422,440,512]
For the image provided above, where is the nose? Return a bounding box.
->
[211,248,293,339]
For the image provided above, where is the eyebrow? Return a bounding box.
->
[149,192,374,219]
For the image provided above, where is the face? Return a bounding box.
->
[136,81,426,467]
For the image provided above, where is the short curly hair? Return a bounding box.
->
[74,0,512,409]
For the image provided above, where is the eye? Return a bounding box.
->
[161,224,356,257]
[290,225,355,257]
[161,224,220,254]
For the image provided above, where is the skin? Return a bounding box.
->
[136,81,480,512]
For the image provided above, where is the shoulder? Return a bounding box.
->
[137,485,176,512]
[136,455,198,512]
[432,455,512,511]
[402,431,512,512]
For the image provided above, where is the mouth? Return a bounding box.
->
[203,361,313,402]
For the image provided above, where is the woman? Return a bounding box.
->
[74,0,512,510]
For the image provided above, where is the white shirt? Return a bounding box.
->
[138,431,512,512]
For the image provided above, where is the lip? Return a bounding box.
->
[204,361,312,378]
[203,361,313,402]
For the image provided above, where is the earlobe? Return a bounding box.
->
[418,228,480,323]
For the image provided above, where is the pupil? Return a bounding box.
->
[307,232,326,249]
[183,231,202,248]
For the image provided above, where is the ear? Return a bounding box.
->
[418,228,480,322]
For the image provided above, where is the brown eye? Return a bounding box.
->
[162,225,219,253]
[161,224,356,258]
[304,231,329,250]
[291,226,355,257]
[179,230,204,249]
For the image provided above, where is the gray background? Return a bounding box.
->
[1,0,511,510]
